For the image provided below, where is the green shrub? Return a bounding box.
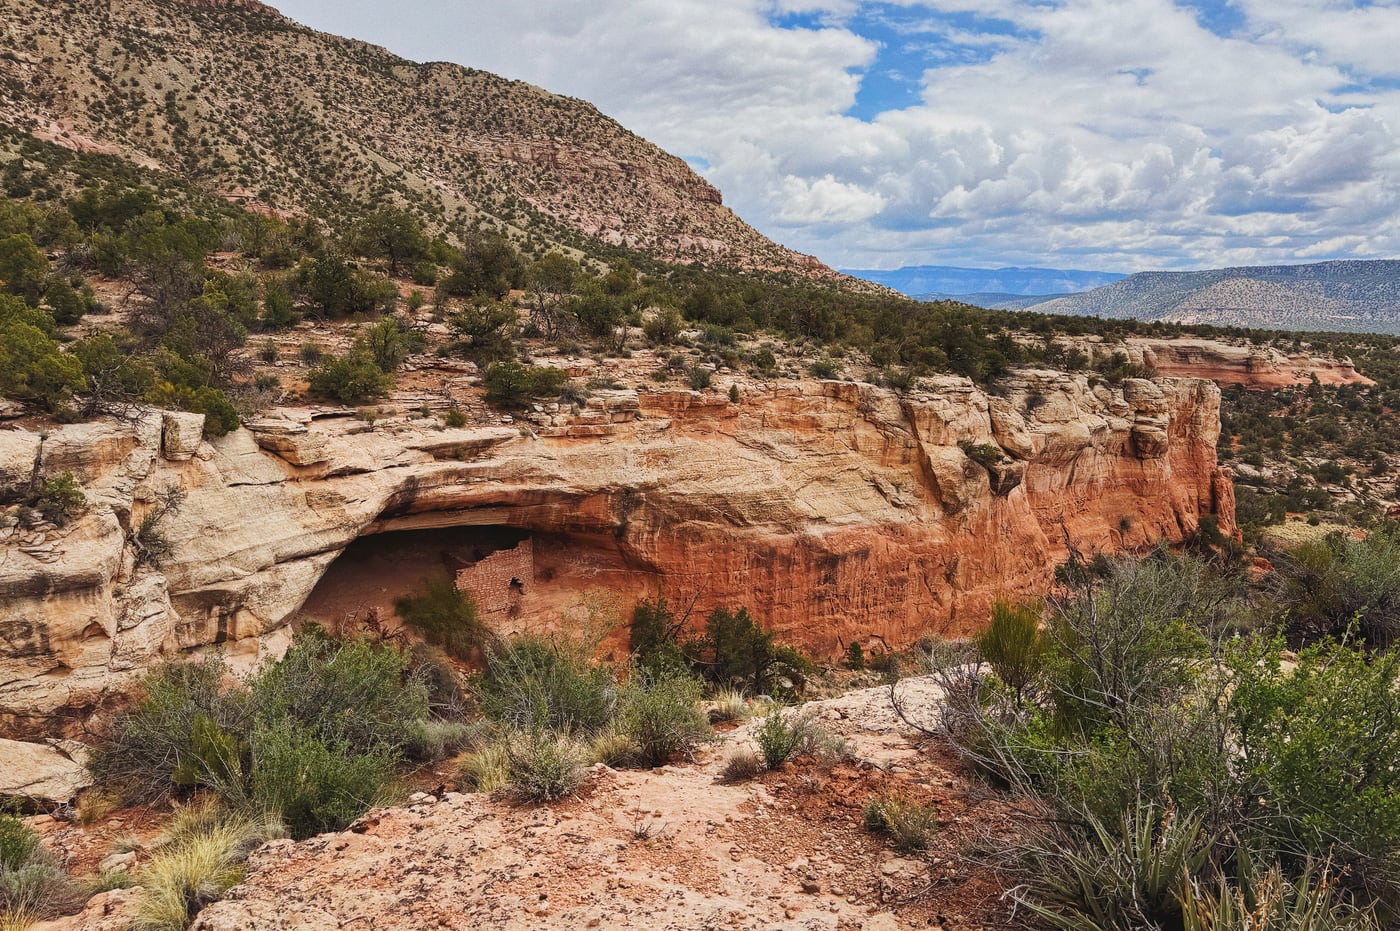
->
[90,655,251,803]
[0,310,86,411]
[250,724,396,840]
[1231,638,1400,890]
[692,607,810,697]
[808,358,839,379]
[615,672,709,768]
[248,632,428,757]
[753,707,821,770]
[474,635,616,736]
[977,599,1043,702]
[844,641,865,671]
[307,349,391,405]
[507,730,586,802]
[394,578,493,661]
[687,365,712,390]
[629,594,686,680]
[23,472,84,526]
[1267,527,1400,646]
[958,440,1004,470]
[404,719,478,763]
[482,362,567,408]
[0,819,37,874]
[357,317,421,373]
[863,793,940,853]
[643,307,683,346]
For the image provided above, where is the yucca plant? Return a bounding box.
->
[1014,802,1213,930]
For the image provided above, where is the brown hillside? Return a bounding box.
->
[0,0,841,277]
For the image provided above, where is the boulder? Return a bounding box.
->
[161,412,206,461]
[0,738,92,806]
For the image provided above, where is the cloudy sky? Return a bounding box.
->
[269,0,1400,273]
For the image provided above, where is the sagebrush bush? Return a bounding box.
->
[90,655,251,802]
[250,724,397,840]
[507,731,586,803]
[404,719,479,763]
[93,631,430,837]
[475,635,616,735]
[863,793,940,854]
[615,672,709,768]
[249,631,428,756]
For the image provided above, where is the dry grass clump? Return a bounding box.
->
[133,800,285,931]
[719,747,765,783]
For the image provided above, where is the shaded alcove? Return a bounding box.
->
[297,525,656,635]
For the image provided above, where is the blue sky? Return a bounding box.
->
[268,0,1400,273]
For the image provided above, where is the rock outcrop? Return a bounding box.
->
[0,737,92,807]
[1061,336,1372,387]
[0,373,1232,739]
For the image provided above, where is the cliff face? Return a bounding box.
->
[1057,336,1372,387]
[0,373,1232,738]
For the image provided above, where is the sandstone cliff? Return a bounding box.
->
[0,373,1232,739]
[1060,336,1372,387]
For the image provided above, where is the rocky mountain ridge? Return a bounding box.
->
[1024,260,1400,334]
[0,0,837,278]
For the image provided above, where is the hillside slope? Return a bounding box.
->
[0,0,835,277]
[1027,260,1400,334]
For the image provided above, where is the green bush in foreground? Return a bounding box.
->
[753,707,822,770]
[250,725,397,839]
[93,631,432,837]
[615,671,709,768]
[507,730,586,802]
[0,813,80,921]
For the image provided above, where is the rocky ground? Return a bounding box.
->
[36,678,1025,931]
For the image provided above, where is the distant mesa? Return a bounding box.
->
[1020,260,1400,335]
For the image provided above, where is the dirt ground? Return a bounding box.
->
[33,678,1029,931]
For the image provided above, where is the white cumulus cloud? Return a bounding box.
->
[270,0,1400,271]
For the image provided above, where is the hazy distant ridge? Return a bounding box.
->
[1023,260,1400,334]
[843,265,1127,297]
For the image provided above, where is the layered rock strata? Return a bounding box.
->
[0,373,1232,738]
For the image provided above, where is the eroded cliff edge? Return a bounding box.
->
[0,372,1233,738]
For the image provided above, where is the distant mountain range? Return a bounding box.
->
[841,265,1127,298]
[1021,260,1400,334]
